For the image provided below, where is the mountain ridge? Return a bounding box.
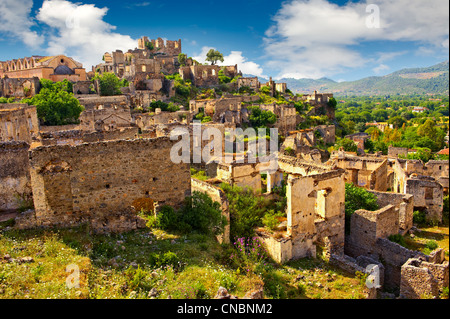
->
[247,61,449,96]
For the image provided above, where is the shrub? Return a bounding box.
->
[388,234,406,247]
[425,240,438,251]
[284,147,295,156]
[178,191,227,235]
[221,183,270,238]
[156,205,179,230]
[344,183,379,233]
[23,79,83,126]
[413,210,427,225]
[96,72,123,96]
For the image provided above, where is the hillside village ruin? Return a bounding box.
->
[0,37,448,299]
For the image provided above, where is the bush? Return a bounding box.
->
[96,73,123,96]
[156,206,179,230]
[178,191,227,235]
[345,183,379,233]
[23,79,83,126]
[221,183,270,238]
[425,240,438,251]
[388,234,406,247]
[413,210,427,225]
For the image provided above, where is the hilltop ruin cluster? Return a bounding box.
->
[0,37,448,299]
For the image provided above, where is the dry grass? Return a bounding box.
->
[0,220,367,299]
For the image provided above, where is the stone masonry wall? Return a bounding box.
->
[23,137,191,233]
[0,142,32,211]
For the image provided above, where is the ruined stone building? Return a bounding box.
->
[391,158,445,222]
[344,132,370,154]
[212,154,346,263]
[179,65,221,87]
[0,103,39,144]
[259,103,297,136]
[15,137,191,233]
[330,154,388,191]
[236,77,259,92]
[300,90,335,119]
[0,77,41,98]
[345,203,448,298]
[0,55,87,82]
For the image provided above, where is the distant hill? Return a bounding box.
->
[248,61,449,96]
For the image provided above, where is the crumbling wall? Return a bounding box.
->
[400,254,449,299]
[0,77,40,98]
[0,142,32,211]
[0,103,39,143]
[367,190,414,234]
[388,146,408,158]
[22,137,191,233]
[406,175,443,222]
[287,169,346,258]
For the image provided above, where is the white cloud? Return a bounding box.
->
[192,46,266,77]
[373,64,390,74]
[264,0,449,79]
[36,0,137,68]
[0,0,44,48]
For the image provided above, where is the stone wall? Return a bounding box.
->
[0,103,40,144]
[0,142,31,211]
[40,127,140,146]
[406,175,443,222]
[367,190,414,234]
[388,146,408,158]
[22,137,191,233]
[0,77,40,98]
[400,255,449,299]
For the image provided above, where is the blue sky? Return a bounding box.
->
[0,0,448,81]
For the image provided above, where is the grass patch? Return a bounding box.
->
[0,225,368,299]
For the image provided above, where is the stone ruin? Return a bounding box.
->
[15,137,191,233]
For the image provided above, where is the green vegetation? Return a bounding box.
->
[344,183,379,234]
[22,79,84,126]
[330,94,448,156]
[178,53,187,66]
[93,72,128,96]
[205,49,224,65]
[247,105,277,128]
[388,234,406,247]
[0,219,368,299]
[165,73,198,106]
[140,192,227,237]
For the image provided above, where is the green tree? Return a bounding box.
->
[344,183,379,233]
[327,97,337,109]
[23,79,83,126]
[205,49,224,65]
[388,116,407,129]
[417,119,438,141]
[178,53,187,66]
[178,191,227,235]
[145,41,154,51]
[248,105,277,128]
[96,73,122,96]
[335,138,358,153]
